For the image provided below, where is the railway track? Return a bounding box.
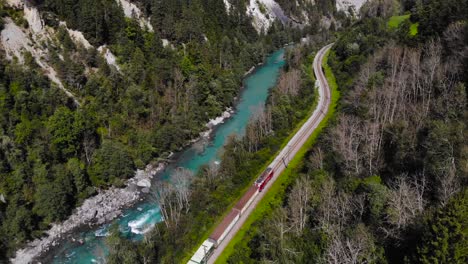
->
[188,43,334,264]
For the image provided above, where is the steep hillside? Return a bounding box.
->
[246,0,291,32]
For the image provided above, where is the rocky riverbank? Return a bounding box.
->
[11,163,164,264]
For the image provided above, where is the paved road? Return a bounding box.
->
[208,43,334,263]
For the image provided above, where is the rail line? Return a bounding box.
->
[188,43,334,264]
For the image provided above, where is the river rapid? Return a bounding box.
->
[47,49,286,263]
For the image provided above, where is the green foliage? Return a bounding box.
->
[33,165,74,222]
[43,0,126,45]
[416,190,468,263]
[66,158,89,200]
[388,14,411,28]
[331,17,388,90]
[0,0,324,260]
[412,0,468,38]
[89,141,135,186]
[360,176,390,223]
[106,224,141,263]
[388,14,418,37]
[2,206,34,249]
[257,1,267,14]
[47,107,86,160]
[410,23,419,36]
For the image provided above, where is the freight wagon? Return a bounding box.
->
[187,240,215,264]
[234,185,259,214]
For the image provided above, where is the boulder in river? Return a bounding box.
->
[137,179,151,188]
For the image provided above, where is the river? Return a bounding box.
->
[49,48,286,263]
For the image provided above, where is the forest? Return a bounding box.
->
[103,38,334,263]
[225,0,468,263]
[0,0,298,260]
[0,0,335,261]
[1,0,466,263]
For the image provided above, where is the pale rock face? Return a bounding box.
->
[162,39,170,47]
[5,0,23,8]
[98,45,121,71]
[1,14,80,105]
[24,5,44,33]
[336,0,368,14]
[223,0,231,12]
[1,20,31,63]
[58,21,93,49]
[116,0,154,32]
[246,0,289,33]
[66,27,93,49]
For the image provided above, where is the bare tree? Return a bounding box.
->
[152,176,191,230]
[316,178,353,236]
[352,194,367,222]
[436,157,461,206]
[245,105,273,152]
[268,207,293,257]
[245,121,260,153]
[362,121,381,175]
[326,235,366,264]
[308,147,324,171]
[153,182,176,229]
[360,0,395,18]
[383,174,427,238]
[288,176,313,235]
[325,225,377,264]
[83,133,96,165]
[203,161,221,186]
[332,114,364,176]
[421,40,442,116]
[316,178,335,232]
[443,22,468,75]
[173,168,193,213]
[277,69,302,96]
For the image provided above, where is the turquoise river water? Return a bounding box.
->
[50,49,286,263]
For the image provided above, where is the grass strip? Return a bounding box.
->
[216,48,340,263]
[388,14,410,28]
[388,14,419,36]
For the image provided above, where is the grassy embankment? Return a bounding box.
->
[215,48,340,263]
[388,14,419,36]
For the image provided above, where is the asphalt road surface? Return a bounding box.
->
[208,43,334,263]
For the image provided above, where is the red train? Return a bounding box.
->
[254,167,274,191]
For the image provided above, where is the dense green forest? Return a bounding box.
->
[225,0,468,263]
[0,0,337,261]
[2,0,466,263]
